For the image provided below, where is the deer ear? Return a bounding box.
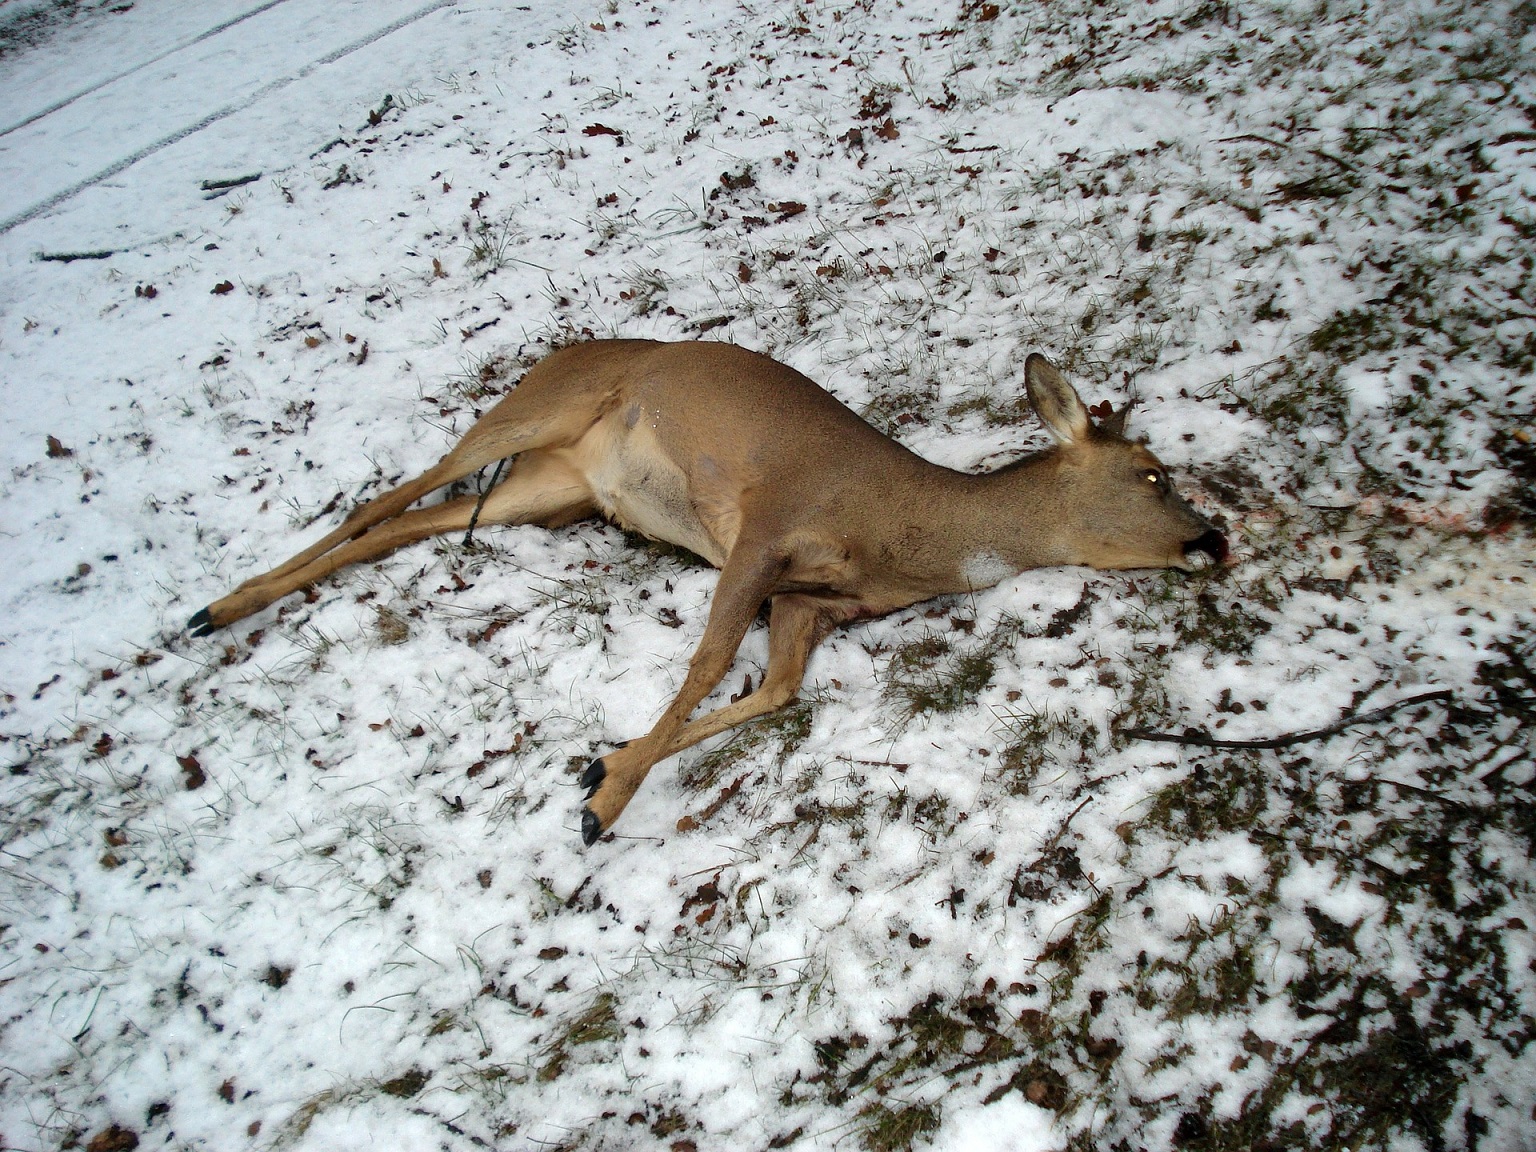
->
[1099,399,1135,438]
[1025,354,1091,444]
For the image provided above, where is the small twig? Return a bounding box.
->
[36,249,115,262]
[1039,796,1093,854]
[1377,778,1468,808]
[1122,689,1455,751]
[1218,132,1292,149]
[200,172,262,194]
[1216,132,1356,172]
[461,457,509,546]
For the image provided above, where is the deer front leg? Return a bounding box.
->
[651,593,837,755]
[580,545,791,845]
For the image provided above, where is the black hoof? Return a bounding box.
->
[188,608,215,637]
[579,758,606,799]
[581,808,603,847]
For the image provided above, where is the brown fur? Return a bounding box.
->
[189,340,1226,844]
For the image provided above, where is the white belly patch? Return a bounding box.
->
[580,416,725,566]
[961,550,1015,590]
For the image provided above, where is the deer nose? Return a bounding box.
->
[1183,528,1228,565]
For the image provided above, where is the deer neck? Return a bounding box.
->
[964,456,1081,576]
[872,453,1078,596]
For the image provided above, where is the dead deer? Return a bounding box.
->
[189,339,1226,844]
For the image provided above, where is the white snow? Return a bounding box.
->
[1,0,1533,1150]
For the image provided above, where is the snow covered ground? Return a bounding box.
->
[1,0,1533,1149]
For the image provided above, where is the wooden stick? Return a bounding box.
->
[1122,689,1455,751]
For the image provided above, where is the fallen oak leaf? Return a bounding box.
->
[86,1125,139,1152]
[178,753,206,790]
[858,90,893,120]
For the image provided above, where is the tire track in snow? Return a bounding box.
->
[0,0,455,237]
[0,0,296,140]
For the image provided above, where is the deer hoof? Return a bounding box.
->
[579,758,606,799]
[581,807,604,847]
[188,608,216,637]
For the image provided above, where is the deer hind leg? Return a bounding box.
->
[189,370,613,635]
[190,450,596,634]
[579,551,812,845]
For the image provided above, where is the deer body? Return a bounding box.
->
[190,339,1226,844]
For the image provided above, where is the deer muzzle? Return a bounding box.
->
[1182,527,1229,567]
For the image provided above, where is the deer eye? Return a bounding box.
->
[1143,469,1164,487]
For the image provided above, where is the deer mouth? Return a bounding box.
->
[1181,528,1229,568]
